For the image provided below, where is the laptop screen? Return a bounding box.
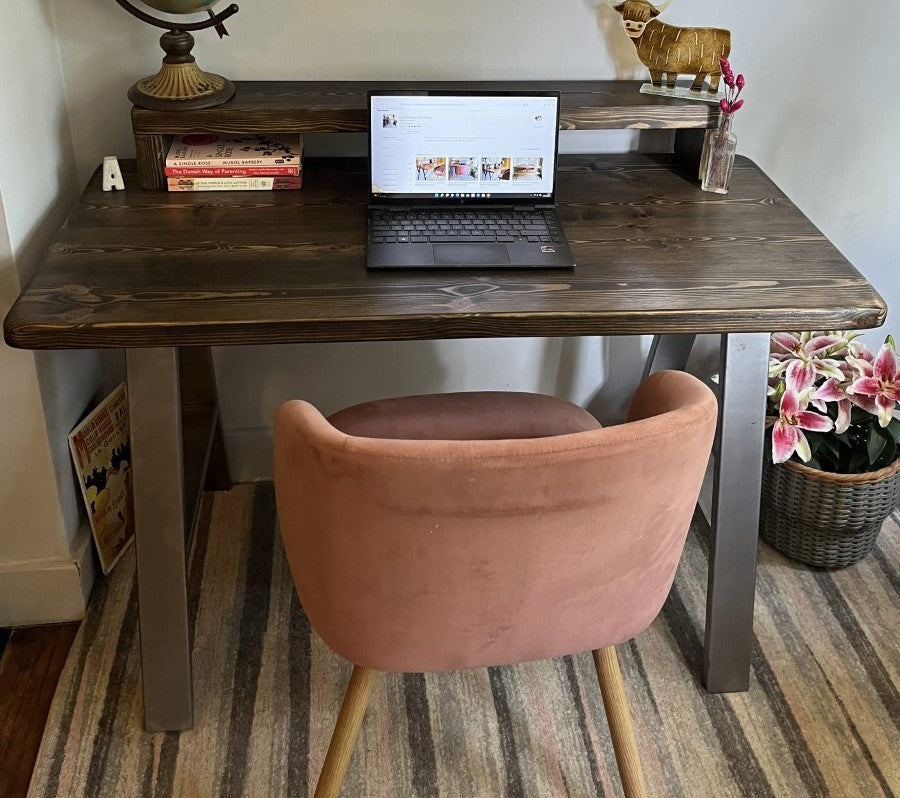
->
[368,91,560,205]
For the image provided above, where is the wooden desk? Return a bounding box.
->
[4,155,885,732]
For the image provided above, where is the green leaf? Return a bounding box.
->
[867,426,887,464]
[837,443,852,472]
[850,406,872,424]
[878,435,897,470]
[887,417,900,445]
[806,432,823,455]
[849,447,868,473]
[821,435,841,460]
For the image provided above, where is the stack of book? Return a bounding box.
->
[165,133,304,192]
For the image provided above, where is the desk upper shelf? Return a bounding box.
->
[131,80,720,189]
[132,80,719,135]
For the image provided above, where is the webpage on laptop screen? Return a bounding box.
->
[370,94,558,199]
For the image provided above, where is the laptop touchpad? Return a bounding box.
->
[433,243,511,267]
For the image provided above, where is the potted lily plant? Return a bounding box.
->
[761,331,900,567]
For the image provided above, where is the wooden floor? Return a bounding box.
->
[0,624,80,798]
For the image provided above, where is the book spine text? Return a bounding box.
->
[166,176,303,191]
[165,165,301,177]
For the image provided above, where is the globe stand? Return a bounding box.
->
[117,0,239,111]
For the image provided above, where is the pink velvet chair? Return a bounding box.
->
[274,370,717,798]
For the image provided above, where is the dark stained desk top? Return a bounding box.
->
[4,154,885,349]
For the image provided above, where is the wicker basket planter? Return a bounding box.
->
[760,457,900,568]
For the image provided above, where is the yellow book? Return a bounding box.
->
[68,384,135,574]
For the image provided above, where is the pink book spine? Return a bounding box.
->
[165,165,301,177]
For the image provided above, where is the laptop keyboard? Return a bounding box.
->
[369,209,565,244]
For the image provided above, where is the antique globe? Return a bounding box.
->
[116,0,240,110]
[141,0,222,12]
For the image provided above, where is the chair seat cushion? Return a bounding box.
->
[328,391,600,441]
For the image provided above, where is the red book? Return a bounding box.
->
[165,165,301,177]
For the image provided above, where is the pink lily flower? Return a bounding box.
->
[835,343,880,416]
[810,377,852,434]
[771,389,834,463]
[769,331,845,389]
[846,341,875,378]
[785,360,818,392]
[847,342,900,427]
[807,344,872,433]
[849,338,873,358]
[771,331,847,359]
[849,392,879,417]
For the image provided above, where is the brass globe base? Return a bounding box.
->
[128,61,236,111]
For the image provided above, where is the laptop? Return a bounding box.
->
[367,90,575,269]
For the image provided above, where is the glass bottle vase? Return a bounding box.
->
[700,115,737,194]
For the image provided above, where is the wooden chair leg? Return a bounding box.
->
[314,665,378,798]
[592,646,647,798]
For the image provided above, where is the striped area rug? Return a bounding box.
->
[29,483,899,797]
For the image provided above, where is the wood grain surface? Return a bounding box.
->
[3,154,885,350]
[132,80,719,136]
[0,624,80,798]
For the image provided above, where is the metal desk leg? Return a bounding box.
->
[642,334,696,378]
[704,333,769,692]
[179,347,232,492]
[127,347,193,731]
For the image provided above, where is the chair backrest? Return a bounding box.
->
[274,371,717,673]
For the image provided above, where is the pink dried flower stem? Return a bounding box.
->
[705,58,746,190]
[718,57,745,116]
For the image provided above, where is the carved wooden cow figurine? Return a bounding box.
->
[609,0,731,93]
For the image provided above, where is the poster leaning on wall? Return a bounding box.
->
[68,383,135,575]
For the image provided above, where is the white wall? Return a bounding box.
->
[54,0,651,187]
[42,0,900,480]
[725,0,900,337]
[0,0,103,624]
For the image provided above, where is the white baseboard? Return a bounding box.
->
[0,531,96,626]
